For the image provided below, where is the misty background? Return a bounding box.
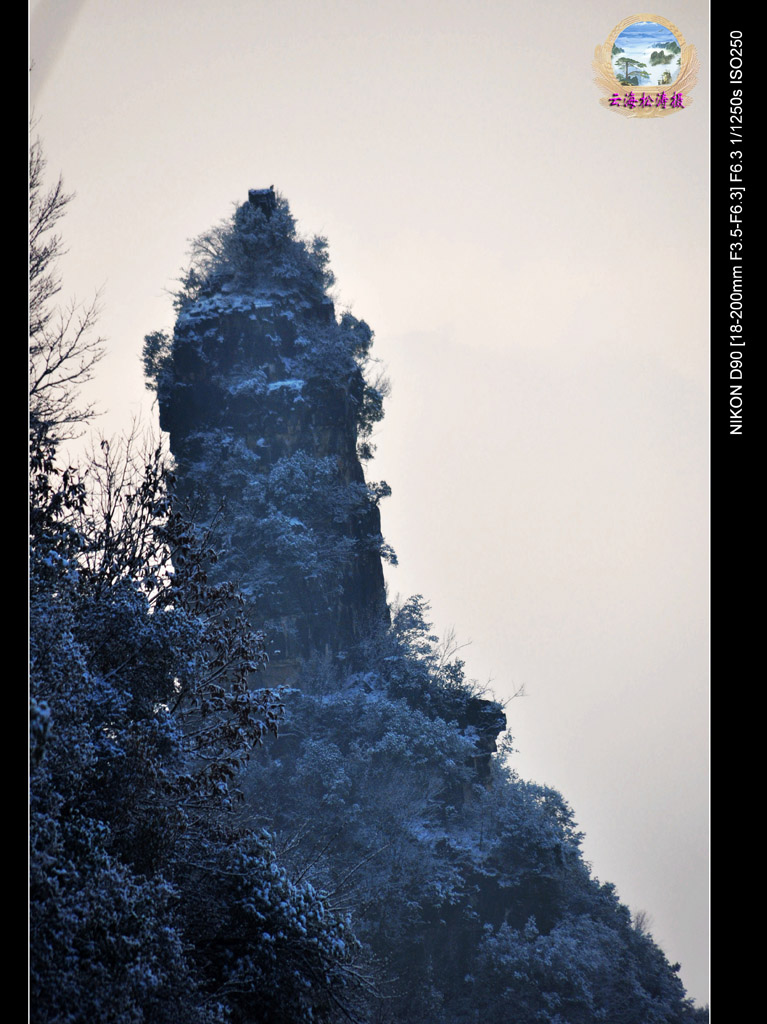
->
[30,0,709,1003]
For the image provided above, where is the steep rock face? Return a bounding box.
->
[145,192,708,1023]
[156,194,391,674]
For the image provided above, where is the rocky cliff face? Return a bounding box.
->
[153,187,508,763]
[144,191,708,1024]
[155,191,391,678]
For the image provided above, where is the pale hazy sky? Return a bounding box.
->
[30,0,709,1003]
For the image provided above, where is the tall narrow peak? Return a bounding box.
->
[150,190,393,676]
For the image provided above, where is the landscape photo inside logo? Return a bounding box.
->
[612,21,681,87]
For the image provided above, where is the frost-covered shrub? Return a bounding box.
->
[471,911,702,1024]
[30,810,203,1024]
[182,830,360,1024]
[172,196,333,314]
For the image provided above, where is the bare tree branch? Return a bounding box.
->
[29,136,104,441]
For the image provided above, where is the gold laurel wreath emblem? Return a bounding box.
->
[593,13,699,118]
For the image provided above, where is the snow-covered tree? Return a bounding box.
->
[29,427,365,1023]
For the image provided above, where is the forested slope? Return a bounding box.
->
[30,158,708,1023]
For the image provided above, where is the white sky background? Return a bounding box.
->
[30,0,710,1005]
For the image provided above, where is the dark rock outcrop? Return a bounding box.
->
[158,192,390,680]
